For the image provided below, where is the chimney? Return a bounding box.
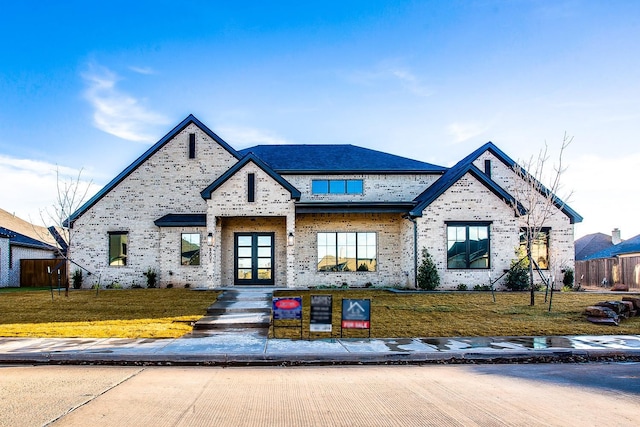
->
[612,228,622,245]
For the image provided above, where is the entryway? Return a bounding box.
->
[234,233,274,286]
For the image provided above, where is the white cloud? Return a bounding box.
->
[0,155,100,227]
[217,126,290,148]
[346,63,433,97]
[82,64,169,142]
[128,66,155,75]
[447,121,493,144]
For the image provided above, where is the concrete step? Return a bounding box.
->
[193,288,274,332]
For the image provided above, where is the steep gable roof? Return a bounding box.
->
[469,142,583,224]
[575,232,614,261]
[201,153,301,200]
[410,160,524,217]
[67,115,241,226]
[582,234,640,260]
[238,144,446,173]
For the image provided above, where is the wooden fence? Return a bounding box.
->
[575,256,640,290]
[20,259,68,287]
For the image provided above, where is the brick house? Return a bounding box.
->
[67,115,582,289]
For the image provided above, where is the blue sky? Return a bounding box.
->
[1,0,639,239]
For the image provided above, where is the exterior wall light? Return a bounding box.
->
[287,232,294,246]
[207,232,214,246]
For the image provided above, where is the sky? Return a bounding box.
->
[1,0,639,240]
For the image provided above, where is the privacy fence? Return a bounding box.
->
[575,256,640,290]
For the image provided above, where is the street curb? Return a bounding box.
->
[2,348,639,367]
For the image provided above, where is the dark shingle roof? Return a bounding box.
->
[0,227,57,251]
[575,233,614,261]
[239,144,446,173]
[581,234,640,260]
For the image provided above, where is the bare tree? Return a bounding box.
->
[511,134,573,306]
[38,167,93,290]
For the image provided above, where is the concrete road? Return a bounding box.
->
[1,363,638,426]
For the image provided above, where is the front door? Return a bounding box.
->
[234,233,275,285]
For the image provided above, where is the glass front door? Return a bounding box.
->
[234,233,274,285]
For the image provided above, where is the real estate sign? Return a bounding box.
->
[310,295,332,332]
[272,296,302,320]
[341,298,371,329]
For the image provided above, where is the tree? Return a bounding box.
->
[38,167,93,291]
[417,248,440,290]
[511,134,573,305]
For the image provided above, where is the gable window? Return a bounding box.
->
[188,133,196,159]
[317,232,376,272]
[520,228,549,270]
[446,223,490,269]
[108,232,128,266]
[312,179,363,195]
[247,173,255,202]
[181,233,201,266]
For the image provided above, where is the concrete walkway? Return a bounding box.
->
[1,334,639,365]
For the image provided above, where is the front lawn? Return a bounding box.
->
[0,288,637,339]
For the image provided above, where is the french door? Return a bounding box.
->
[234,233,274,285]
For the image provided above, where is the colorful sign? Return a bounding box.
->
[272,297,302,320]
[310,295,333,332]
[341,298,371,329]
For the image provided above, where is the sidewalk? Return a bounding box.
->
[1,333,639,366]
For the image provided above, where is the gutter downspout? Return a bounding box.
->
[404,215,418,289]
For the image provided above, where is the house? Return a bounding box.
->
[575,233,640,289]
[67,115,581,290]
[0,208,60,287]
[575,228,622,261]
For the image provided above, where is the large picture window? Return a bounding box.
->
[317,232,376,272]
[108,232,128,266]
[181,233,201,266]
[447,223,490,269]
[519,228,549,270]
[312,179,363,195]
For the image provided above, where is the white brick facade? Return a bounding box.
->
[69,116,579,290]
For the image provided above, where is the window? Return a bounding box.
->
[317,232,376,271]
[109,232,128,266]
[181,233,201,266]
[247,173,255,202]
[312,179,363,195]
[446,223,490,269]
[520,228,549,270]
[188,133,196,159]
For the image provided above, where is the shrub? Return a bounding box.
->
[473,284,492,291]
[417,248,440,290]
[562,268,574,289]
[456,283,468,291]
[71,269,83,289]
[505,258,529,291]
[143,268,157,288]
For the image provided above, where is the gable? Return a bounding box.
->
[67,115,241,227]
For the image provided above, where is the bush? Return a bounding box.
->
[71,269,83,289]
[143,268,157,288]
[456,284,468,291]
[505,258,529,291]
[417,248,440,290]
[562,268,574,289]
[473,284,492,291]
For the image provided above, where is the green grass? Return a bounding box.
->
[272,290,640,339]
[0,288,638,339]
[0,288,219,338]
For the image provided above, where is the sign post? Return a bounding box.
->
[341,298,371,338]
[310,295,333,335]
[272,296,303,339]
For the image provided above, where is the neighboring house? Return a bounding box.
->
[575,228,622,261]
[575,233,640,289]
[0,208,60,287]
[67,115,582,290]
